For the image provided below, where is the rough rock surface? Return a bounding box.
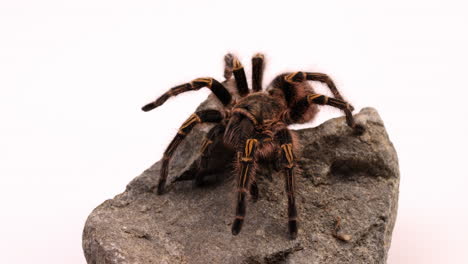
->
[83,105,399,264]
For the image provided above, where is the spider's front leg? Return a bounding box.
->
[275,128,299,239]
[283,72,365,134]
[231,138,258,235]
[306,93,365,134]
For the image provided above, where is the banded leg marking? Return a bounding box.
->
[284,71,346,101]
[232,56,249,97]
[280,142,298,239]
[306,93,357,128]
[232,138,258,235]
[142,77,231,112]
[284,71,306,83]
[305,72,345,100]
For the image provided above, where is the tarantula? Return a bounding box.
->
[142,53,364,239]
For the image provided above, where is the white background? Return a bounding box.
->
[1,0,467,263]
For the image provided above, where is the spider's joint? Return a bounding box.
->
[199,139,213,154]
[191,77,213,88]
[240,157,253,163]
[233,57,243,70]
[253,53,265,59]
[285,72,306,83]
[244,139,258,157]
[308,94,328,105]
[180,113,201,131]
[280,143,295,166]
[232,108,258,125]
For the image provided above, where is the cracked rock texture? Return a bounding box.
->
[83,105,399,264]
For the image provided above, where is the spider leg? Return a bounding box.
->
[304,72,345,100]
[252,53,265,92]
[282,72,364,133]
[173,123,227,183]
[142,77,232,112]
[232,138,258,235]
[284,91,362,132]
[157,109,223,194]
[222,53,249,96]
[193,123,227,187]
[249,179,259,202]
[283,71,345,100]
[307,93,357,128]
[231,55,249,97]
[274,127,298,239]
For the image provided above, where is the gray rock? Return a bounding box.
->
[83,105,399,264]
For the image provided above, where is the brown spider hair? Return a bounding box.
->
[142,53,363,239]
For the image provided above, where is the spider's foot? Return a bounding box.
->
[142,102,156,112]
[231,218,243,235]
[288,220,298,240]
[156,179,166,195]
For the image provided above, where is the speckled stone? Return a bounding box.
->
[83,104,399,264]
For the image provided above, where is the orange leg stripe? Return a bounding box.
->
[280,143,294,166]
[285,72,306,83]
[233,57,243,71]
[199,139,213,154]
[180,113,201,129]
[191,77,213,88]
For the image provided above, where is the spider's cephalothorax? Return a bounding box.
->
[142,53,364,239]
